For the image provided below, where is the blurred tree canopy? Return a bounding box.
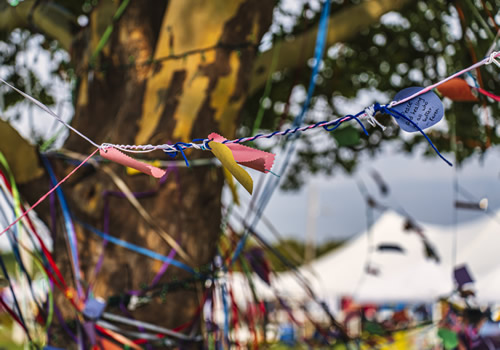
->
[1,0,498,187]
[242,0,500,189]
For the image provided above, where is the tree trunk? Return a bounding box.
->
[19,0,273,347]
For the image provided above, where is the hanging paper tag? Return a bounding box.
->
[83,297,107,320]
[436,78,478,102]
[100,147,166,178]
[454,265,474,288]
[209,141,253,194]
[208,133,275,173]
[392,87,444,132]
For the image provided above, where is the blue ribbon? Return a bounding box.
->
[75,220,197,275]
[220,282,230,348]
[41,156,84,298]
[374,103,452,166]
[164,142,192,167]
[230,0,333,266]
[293,0,331,129]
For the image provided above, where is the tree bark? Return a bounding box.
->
[14,0,274,348]
[0,0,415,347]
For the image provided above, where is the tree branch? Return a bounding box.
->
[0,0,76,51]
[249,0,416,95]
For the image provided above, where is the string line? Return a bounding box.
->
[0,52,498,156]
[0,149,98,236]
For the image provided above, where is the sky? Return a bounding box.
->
[237,1,500,245]
[242,147,500,245]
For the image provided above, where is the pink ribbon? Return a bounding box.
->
[100,147,166,178]
[208,133,275,173]
[475,87,500,102]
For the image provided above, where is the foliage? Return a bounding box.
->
[241,0,500,190]
[1,0,498,188]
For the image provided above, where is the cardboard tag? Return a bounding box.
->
[454,265,474,288]
[392,87,444,132]
[436,78,477,101]
[82,297,106,321]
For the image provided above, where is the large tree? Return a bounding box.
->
[0,0,498,348]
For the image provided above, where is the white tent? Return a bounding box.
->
[287,210,454,303]
[231,209,500,305]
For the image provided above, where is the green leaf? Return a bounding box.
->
[332,125,361,147]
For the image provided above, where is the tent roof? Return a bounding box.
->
[232,209,500,304]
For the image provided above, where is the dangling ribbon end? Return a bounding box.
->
[175,144,190,167]
[444,157,453,167]
[265,169,281,178]
[384,106,452,167]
